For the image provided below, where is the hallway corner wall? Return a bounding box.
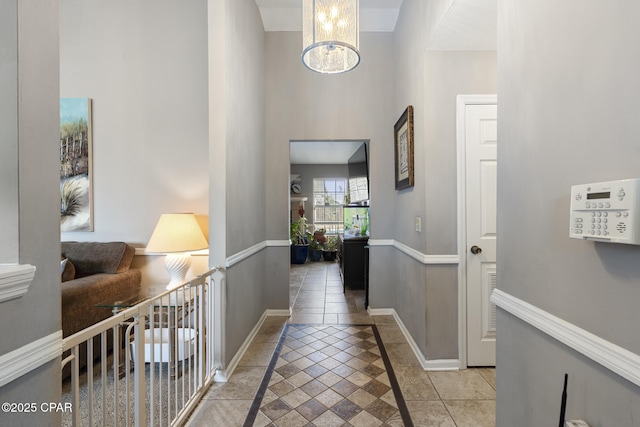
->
[0,1,62,426]
[497,1,640,425]
[264,31,396,313]
[392,0,497,360]
[208,0,273,364]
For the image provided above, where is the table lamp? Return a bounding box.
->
[146,213,208,290]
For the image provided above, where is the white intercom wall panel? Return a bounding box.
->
[570,179,640,245]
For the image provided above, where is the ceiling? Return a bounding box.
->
[255,0,404,32]
[427,0,496,50]
[255,0,496,49]
[290,140,365,164]
[277,0,496,164]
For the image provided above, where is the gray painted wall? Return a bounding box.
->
[264,4,497,361]
[393,0,497,359]
[265,32,396,241]
[264,31,397,312]
[497,1,640,425]
[0,1,62,426]
[208,0,272,364]
[0,0,19,263]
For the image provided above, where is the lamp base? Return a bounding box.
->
[164,253,192,290]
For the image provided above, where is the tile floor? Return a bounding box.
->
[245,323,414,426]
[186,261,496,427]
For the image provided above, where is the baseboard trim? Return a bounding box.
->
[367,307,394,316]
[214,309,289,382]
[0,331,62,388]
[266,309,292,317]
[214,311,268,382]
[492,289,640,388]
[423,359,461,371]
[369,308,460,371]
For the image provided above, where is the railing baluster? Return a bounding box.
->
[87,337,93,426]
[148,301,155,427]
[123,320,136,427]
[112,323,119,427]
[133,311,146,427]
[61,266,222,426]
[101,331,107,427]
[71,346,79,427]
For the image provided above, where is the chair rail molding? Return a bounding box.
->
[0,331,62,388]
[226,240,291,268]
[368,239,459,265]
[0,264,36,303]
[137,240,290,269]
[492,288,640,388]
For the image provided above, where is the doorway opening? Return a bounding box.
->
[288,140,371,323]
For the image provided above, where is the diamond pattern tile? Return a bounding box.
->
[243,324,413,426]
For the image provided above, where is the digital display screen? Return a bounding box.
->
[587,192,610,200]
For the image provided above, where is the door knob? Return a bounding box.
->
[470,245,482,255]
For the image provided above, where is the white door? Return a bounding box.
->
[464,99,497,366]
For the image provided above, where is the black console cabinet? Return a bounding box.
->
[338,235,368,291]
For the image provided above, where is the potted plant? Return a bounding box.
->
[308,238,323,262]
[313,228,327,245]
[322,235,338,261]
[290,211,309,264]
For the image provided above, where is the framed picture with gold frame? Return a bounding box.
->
[394,105,414,190]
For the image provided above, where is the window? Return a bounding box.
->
[313,178,346,235]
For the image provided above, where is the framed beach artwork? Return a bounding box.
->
[394,105,414,190]
[60,98,93,232]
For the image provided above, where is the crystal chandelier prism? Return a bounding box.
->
[302,0,360,74]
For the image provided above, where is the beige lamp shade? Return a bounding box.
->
[146,213,208,254]
[146,213,208,290]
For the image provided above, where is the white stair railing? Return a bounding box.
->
[61,267,223,426]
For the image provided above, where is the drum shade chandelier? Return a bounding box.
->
[302,0,360,74]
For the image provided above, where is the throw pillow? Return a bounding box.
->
[61,258,76,282]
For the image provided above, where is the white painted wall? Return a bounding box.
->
[59,0,210,287]
[59,0,209,247]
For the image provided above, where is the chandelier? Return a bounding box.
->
[302,0,360,74]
